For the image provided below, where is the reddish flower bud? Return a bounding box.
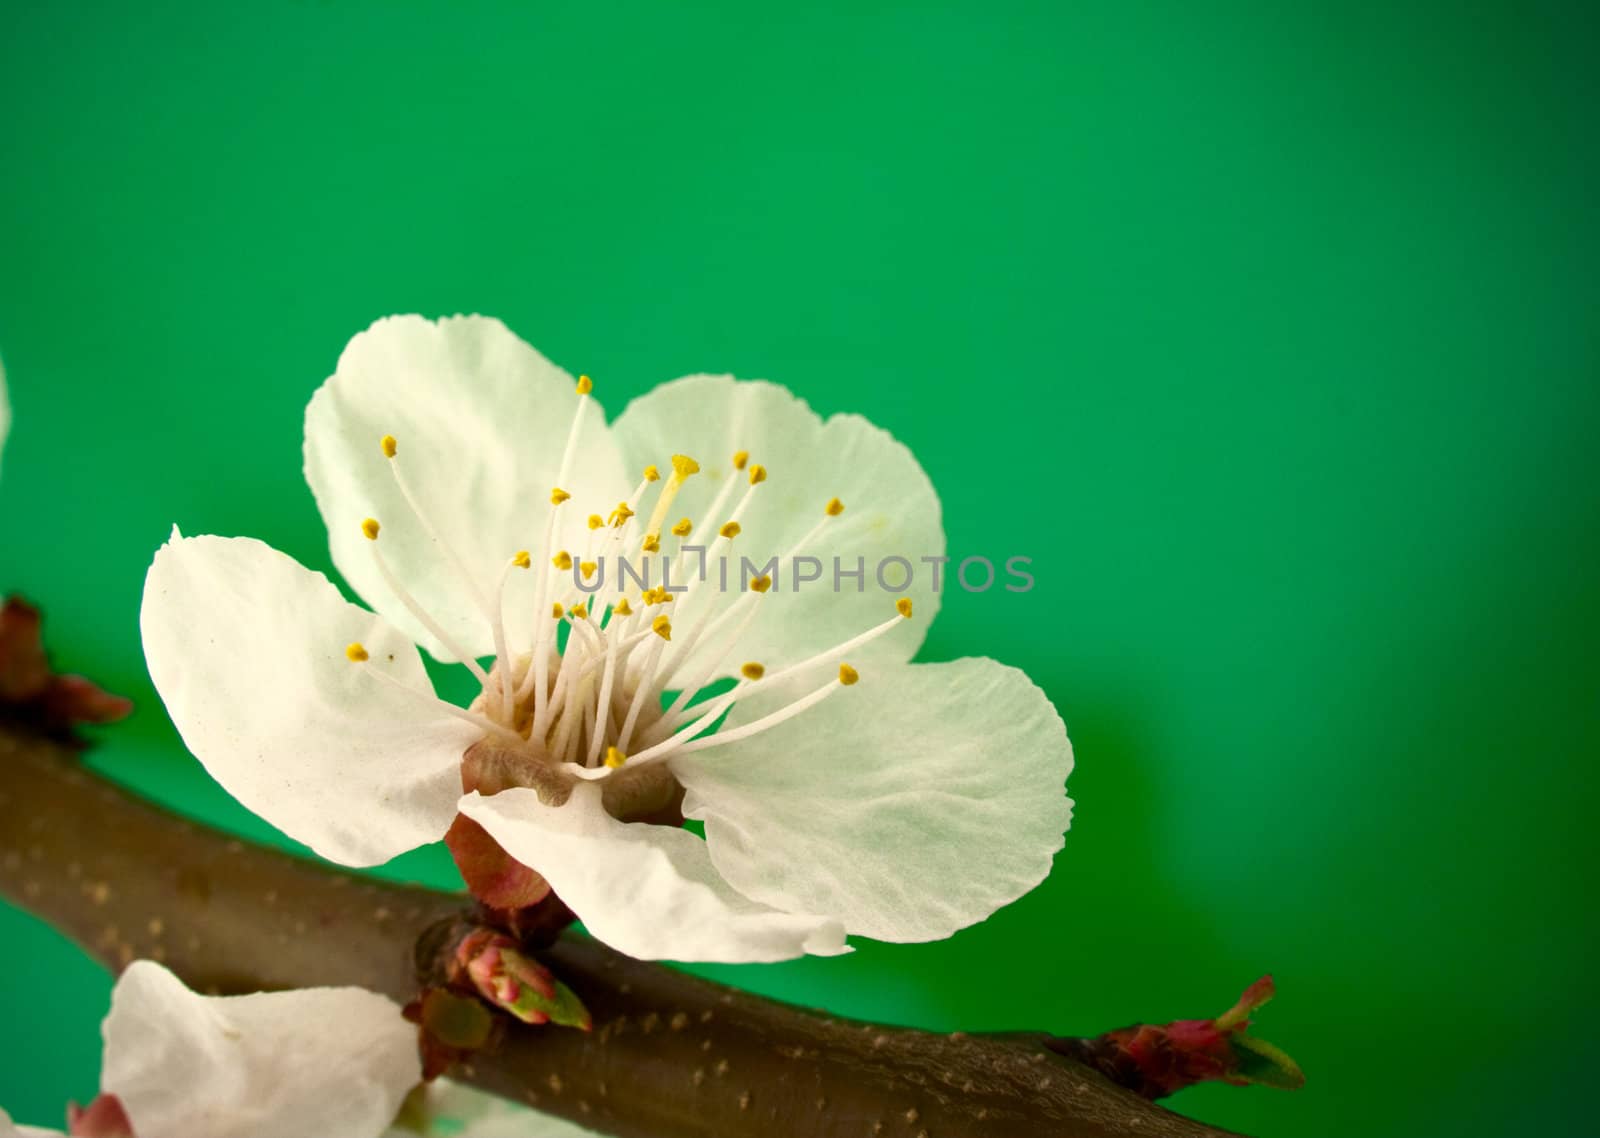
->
[1050,975,1304,1099]
[1,597,132,739]
[453,927,590,1030]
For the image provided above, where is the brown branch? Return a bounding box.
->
[0,724,1241,1138]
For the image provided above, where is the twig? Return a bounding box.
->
[0,724,1240,1138]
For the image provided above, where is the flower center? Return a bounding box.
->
[342,375,912,814]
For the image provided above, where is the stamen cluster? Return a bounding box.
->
[344,376,911,807]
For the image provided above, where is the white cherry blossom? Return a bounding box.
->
[0,1108,56,1138]
[0,1109,55,1138]
[141,315,1074,963]
[0,350,10,478]
[0,962,597,1138]
[0,961,418,1138]
[398,1081,600,1138]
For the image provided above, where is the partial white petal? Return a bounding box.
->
[305,315,631,661]
[101,962,419,1138]
[460,784,847,963]
[0,1107,62,1138]
[611,375,943,682]
[141,533,478,866]
[0,351,10,478]
[388,1080,601,1137]
[677,657,1074,942]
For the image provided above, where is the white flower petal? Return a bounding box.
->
[102,962,419,1138]
[676,657,1074,942]
[0,351,10,478]
[0,1107,62,1138]
[389,1080,601,1138]
[305,315,631,661]
[459,784,847,963]
[141,533,479,866]
[610,375,943,683]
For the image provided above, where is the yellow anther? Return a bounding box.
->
[580,561,597,578]
[838,663,860,686]
[748,464,768,485]
[671,517,692,537]
[651,615,673,641]
[551,603,565,619]
[825,497,845,516]
[613,597,633,617]
[896,597,913,619]
[587,514,604,530]
[671,454,701,479]
[740,661,765,681]
[576,374,593,395]
[644,464,661,482]
[550,487,572,506]
[552,551,573,570]
[641,533,661,554]
[604,746,627,769]
[513,550,531,569]
[361,517,381,541]
[719,521,741,539]
[380,434,397,459]
[750,575,773,594]
[570,603,588,620]
[345,642,369,662]
[732,450,749,471]
[608,501,636,527]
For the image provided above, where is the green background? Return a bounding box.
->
[2,2,1596,1134]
